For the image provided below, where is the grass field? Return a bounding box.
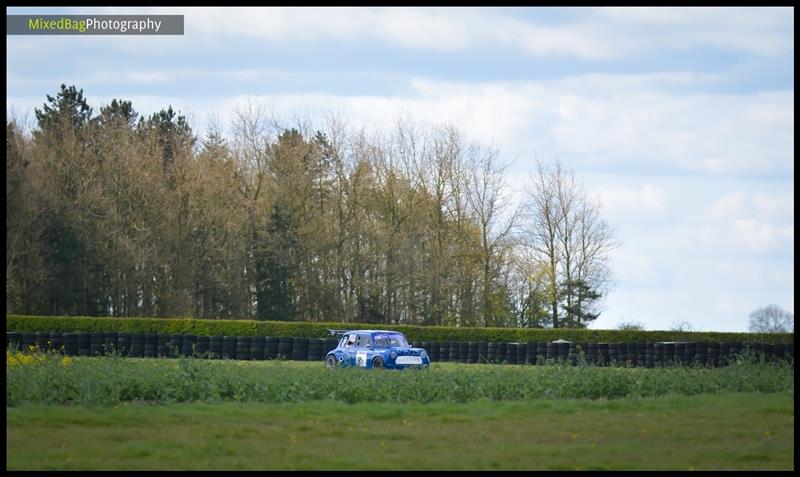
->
[6,392,794,470]
[7,351,794,470]
[6,351,794,405]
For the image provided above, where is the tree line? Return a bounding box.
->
[6,85,616,328]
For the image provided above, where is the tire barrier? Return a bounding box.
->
[673,342,683,366]
[50,331,64,352]
[22,332,36,351]
[144,333,158,358]
[707,342,720,367]
[608,342,618,365]
[525,342,537,365]
[264,336,279,360]
[506,343,518,365]
[307,338,324,362]
[63,332,78,356]
[625,342,636,365]
[104,332,119,355]
[558,342,570,363]
[517,342,528,365]
[428,341,440,362]
[449,341,460,363]
[7,331,22,349]
[644,342,654,368]
[182,335,198,358]
[719,342,731,366]
[169,334,183,358]
[586,342,597,366]
[35,331,50,351]
[157,333,169,357]
[438,342,450,363]
[683,342,695,366]
[458,341,469,363]
[78,332,91,356]
[251,336,266,361]
[5,332,793,368]
[467,341,479,364]
[663,342,675,367]
[486,341,498,363]
[117,333,131,357]
[695,342,708,366]
[545,342,557,362]
[291,337,308,361]
[567,343,577,366]
[277,337,292,360]
[729,342,743,362]
[597,343,609,366]
[130,333,145,358]
[478,341,488,363]
[222,336,236,359]
[653,342,664,367]
[89,332,104,356]
[534,342,545,364]
[497,342,508,363]
[236,336,251,361]
[196,335,210,357]
[209,336,223,359]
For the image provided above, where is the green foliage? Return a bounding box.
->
[6,393,796,470]
[6,347,794,407]
[34,84,93,135]
[6,315,794,344]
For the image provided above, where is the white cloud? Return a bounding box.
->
[40,6,789,60]
[595,6,793,56]
[595,183,667,218]
[10,71,792,179]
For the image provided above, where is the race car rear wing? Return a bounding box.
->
[327,329,349,337]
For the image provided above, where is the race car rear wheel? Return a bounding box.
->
[372,356,384,369]
[326,354,338,368]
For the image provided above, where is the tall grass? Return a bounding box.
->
[6,346,793,407]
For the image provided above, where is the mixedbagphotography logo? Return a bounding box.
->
[7,14,184,35]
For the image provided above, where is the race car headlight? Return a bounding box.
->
[390,351,397,359]
[420,350,427,358]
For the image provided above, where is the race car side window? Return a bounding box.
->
[344,335,355,347]
[373,335,387,348]
[356,334,371,348]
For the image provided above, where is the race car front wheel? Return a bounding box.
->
[326,355,338,368]
[372,356,384,369]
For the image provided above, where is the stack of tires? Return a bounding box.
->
[291,338,308,361]
[63,332,78,356]
[209,336,223,359]
[307,338,324,362]
[506,343,518,365]
[428,341,440,362]
[277,337,292,360]
[235,336,250,360]
[265,337,279,360]
[222,336,236,359]
[196,335,210,357]
[486,342,497,363]
[250,336,265,360]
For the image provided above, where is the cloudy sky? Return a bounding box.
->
[7,7,794,332]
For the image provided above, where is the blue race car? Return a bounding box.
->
[325,329,430,369]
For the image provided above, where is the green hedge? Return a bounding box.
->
[5,315,794,344]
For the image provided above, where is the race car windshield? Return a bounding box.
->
[373,334,409,348]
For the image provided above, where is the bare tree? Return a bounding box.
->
[748,305,794,333]
[522,159,616,328]
[464,145,521,326]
